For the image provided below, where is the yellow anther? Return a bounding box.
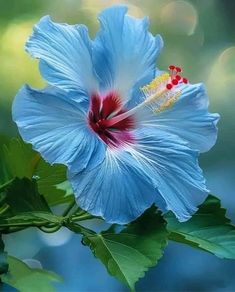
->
[141,73,170,96]
[153,90,181,113]
[141,72,181,113]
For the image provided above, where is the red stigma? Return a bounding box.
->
[175,66,182,73]
[168,64,189,88]
[175,75,181,81]
[172,79,178,85]
[166,83,173,90]
[88,92,135,147]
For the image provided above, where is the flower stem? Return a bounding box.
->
[0,200,97,234]
[62,200,76,217]
[0,221,48,227]
[71,214,95,222]
[39,223,62,233]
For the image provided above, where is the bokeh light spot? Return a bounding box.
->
[207,46,235,102]
[160,1,198,35]
[38,227,73,247]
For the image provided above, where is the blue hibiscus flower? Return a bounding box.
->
[12,6,219,224]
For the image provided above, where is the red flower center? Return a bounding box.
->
[88,92,135,147]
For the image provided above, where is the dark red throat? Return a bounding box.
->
[88,92,135,147]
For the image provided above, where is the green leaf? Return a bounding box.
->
[0,150,11,187]
[0,135,11,185]
[0,178,53,232]
[73,207,168,290]
[0,236,8,275]
[3,177,51,216]
[166,195,235,259]
[2,138,36,179]
[34,159,72,206]
[0,256,62,292]
[0,137,72,206]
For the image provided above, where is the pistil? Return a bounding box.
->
[104,64,189,127]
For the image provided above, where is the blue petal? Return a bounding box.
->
[135,128,208,222]
[68,127,207,224]
[26,16,98,97]
[93,5,163,104]
[68,148,158,224]
[12,85,106,172]
[140,83,219,153]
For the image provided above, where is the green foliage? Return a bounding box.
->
[0,256,63,292]
[0,213,62,233]
[3,138,36,179]
[70,207,168,290]
[0,177,70,236]
[0,137,72,206]
[0,177,63,290]
[3,177,50,215]
[166,195,235,259]
[34,160,72,206]
[0,136,12,185]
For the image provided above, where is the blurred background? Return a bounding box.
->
[1,0,235,291]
